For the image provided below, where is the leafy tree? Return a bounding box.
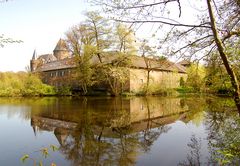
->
[95,52,131,96]
[66,14,136,96]
[186,63,206,92]
[73,45,96,94]
[84,11,112,63]
[205,53,232,94]
[65,24,95,56]
[91,0,240,110]
[114,23,137,54]
[139,39,156,58]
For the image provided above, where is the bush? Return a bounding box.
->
[0,72,56,97]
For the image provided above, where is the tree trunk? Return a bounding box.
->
[143,56,151,94]
[93,21,102,63]
[207,0,240,111]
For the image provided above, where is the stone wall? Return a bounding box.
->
[129,68,187,93]
[40,67,187,93]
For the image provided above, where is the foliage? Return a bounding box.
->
[55,87,72,96]
[138,81,178,96]
[114,23,137,54]
[185,64,206,92]
[139,39,157,57]
[206,111,240,165]
[205,54,233,95]
[65,13,137,95]
[91,0,240,109]
[176,87,196,94]
[0,72,56,97]
[95,64,130,96]
[21,145,58,166]
[84,11,112,62]
[205,40,240,95]
[73,45,97,94]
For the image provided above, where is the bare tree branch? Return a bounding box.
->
[115,19,211,28]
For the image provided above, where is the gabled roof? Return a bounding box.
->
[38,54,57,63]
[35,53,186,73]
[36,58,75,71]
[53,39,68,51]
[129,55,186,73]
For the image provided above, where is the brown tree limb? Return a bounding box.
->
[172,35,213,54]
[114,19,211,28]
[207,0,240,111]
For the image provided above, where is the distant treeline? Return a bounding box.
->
[0,72,55,97]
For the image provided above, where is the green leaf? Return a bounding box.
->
[20,154,29,163]
[50,145,58,152]
[41,148,49,158]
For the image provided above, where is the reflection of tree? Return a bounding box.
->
[205,111,240,165]
[29,97,193,165]
[204,98,240,165]
[179,98,240,166]
[56,97,176,166]
[179,135,202,166]
[141,97,170,152]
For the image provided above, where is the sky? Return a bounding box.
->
[0,0,203,72]
[0,0,92,71]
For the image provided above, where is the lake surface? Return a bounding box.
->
[0,96,239,166]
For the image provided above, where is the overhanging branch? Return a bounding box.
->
[115,19,211,28]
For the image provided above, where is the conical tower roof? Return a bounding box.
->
[53,38,68,51]
[32,49,37,60]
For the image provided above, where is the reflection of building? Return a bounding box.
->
[30,97,189,142]
[30,97,191,165]
[30,39,187,92]
[31,116,78,145]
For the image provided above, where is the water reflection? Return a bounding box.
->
[0,96,239,165]
[30,97,191,166]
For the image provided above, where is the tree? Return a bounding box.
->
[73,45,96,94]
[139,39,157,93]
[65,24,95,56]
[95,52,131,96]
[114,23,137,54]
[84,11,112,63]
[66,14,135,96]
[91,0,240,111]
[139,39,156,58]
[186,63,206,92]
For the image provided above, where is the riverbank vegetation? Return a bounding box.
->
[0,72,55,97]
[178,45,240,96]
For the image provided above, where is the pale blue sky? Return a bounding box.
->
[0,0,91,71]
[0,0,202,71]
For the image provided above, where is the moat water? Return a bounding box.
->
[0,96,239,166]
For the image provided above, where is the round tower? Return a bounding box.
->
[53,39,69,60]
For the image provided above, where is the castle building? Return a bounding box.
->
[30,39,187,93]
